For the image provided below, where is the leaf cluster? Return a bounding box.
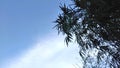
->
[55,0,120,67]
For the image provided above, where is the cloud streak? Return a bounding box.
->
[2,32,82,68]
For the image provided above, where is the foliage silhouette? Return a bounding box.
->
[55,0,120,68]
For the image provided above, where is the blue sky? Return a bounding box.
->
[0,0,82,68]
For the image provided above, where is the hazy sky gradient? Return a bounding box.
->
[0,0,82,68]
[0,0,59,61]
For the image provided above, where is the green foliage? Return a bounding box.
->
[55,0,120,68]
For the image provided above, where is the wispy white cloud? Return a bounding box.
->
[2,32,82,68]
